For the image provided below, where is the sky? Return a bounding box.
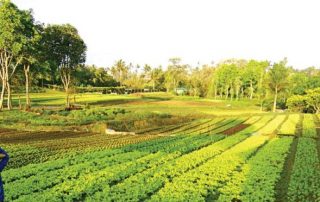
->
[12,0,320,69]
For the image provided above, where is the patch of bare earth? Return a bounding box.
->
[222,124,250,135]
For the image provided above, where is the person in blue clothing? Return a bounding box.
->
[0,148,9,202]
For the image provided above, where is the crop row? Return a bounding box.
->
[140,118,226,137]
[3,116,247,169]
[85,116,271,201]
[217,137,293,201]
[278,114,300,135]
[4,132,226,200]
[302,114,317,138]
[3,115,259,175]
[4,130,222,184]
[95,134,249,201]
[287,138,320,201]
[148,117,231,137]
[135,119,211,135]
[166,119,213,135]
[5,150,151,200]
[258,115,286,135]
[4,134,177,183]
[148,115,278,201]
[3,147,124,183]
[149,132,271,201]
[9,116,260,200]
[13,151,177,202]
[3,115,275,201]
[11,134,225,201]
[4,131,202,182]
[3,132,161,168]
[181,118,225,135]
[183,117,248,136]
[137,134,225,153]
[137,121,190,135]
[0,130,91,144]
[155,119,209,136]
[210,118,247,135]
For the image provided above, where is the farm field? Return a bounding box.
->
[1,93,320,202]
[2,1,320,201]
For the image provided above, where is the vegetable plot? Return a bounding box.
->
[217,137,293,201]
[1,114,319,202]
[287,138,320,201]
[302,114,317,138]
[278,114,300,135]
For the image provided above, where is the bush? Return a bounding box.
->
[287,88,320,113]
[12,86,46,93]
[287,95,306,112]
[70,108,109,121]
[305,88,320,113]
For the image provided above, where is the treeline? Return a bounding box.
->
[106,57,320,113]
[1,0,320,113]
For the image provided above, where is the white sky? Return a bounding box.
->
[12,0,320,69]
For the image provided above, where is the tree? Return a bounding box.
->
[195,65,214,97]
[267,59,290,112]
[287,88,320,113]
[143,64,151,77]
[150,67,164,91]
[188,67,201,97]
[286,95,306,112]
[42,24,86,108]
[75,65,117,87]
[288,71,309,95]
[123,73,144,89]
[305,88,320,113]
[110,59,129,86]
[243,60,269,99]
[142,64,152,88]
[0,0,27,110]
[214,63,239,100]
[165,58,187,93]
[19,9,42,110]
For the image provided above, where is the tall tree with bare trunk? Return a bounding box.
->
[18,9,43,110]
[0,0,28,110]
[267,58,290,112]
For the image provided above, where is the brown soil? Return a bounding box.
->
[222,124,250,135]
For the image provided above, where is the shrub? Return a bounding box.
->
[305,88,320,113]
[286,95,306,112]
[286,87,320,113]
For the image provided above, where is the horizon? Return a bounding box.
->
[12,0,320,70]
